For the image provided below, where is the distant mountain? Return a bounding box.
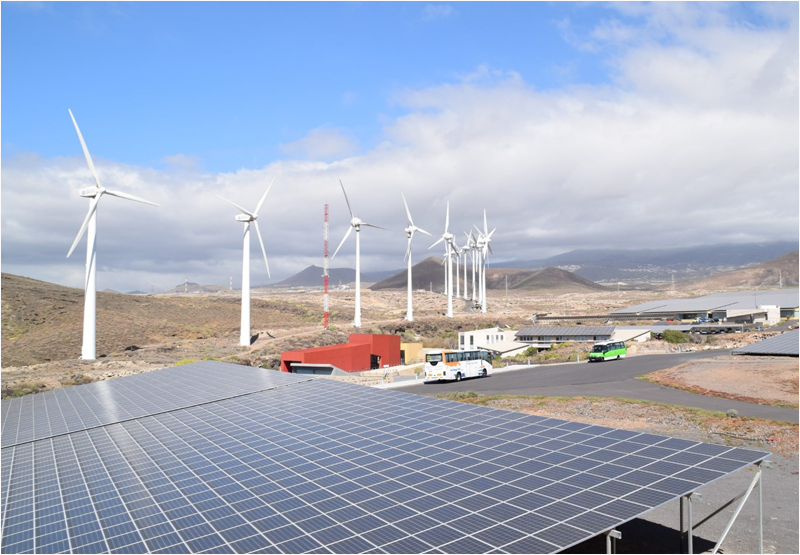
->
[678,250,799,290]
[502,241,798,282]
[370,257,448,291]
[271,265,403,288]
[370,258,608,293]
[491,267,609,292]
[165,282,229,294]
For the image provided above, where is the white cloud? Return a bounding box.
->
[162,153,199,169]
[279,126,359,160]
[422,4,454,22]
[2,4,797,291]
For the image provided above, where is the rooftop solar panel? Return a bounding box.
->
[0,364,769,554]
[732,329,799,356]
[1,361,310,449]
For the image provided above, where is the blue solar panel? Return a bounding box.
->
[1,363,769,554]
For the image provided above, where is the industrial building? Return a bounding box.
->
[280,334,401,373]
[610,289,799,324]
[515,326,615,350]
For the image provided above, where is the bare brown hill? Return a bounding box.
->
[371,258,608,293]
[1,273,325,367]
[487,266,609,293]
[678,250,798,290]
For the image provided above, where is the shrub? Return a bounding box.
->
[726,409,739,418]
[662,330,686,344]
[174,358,200,366]
[402,330,416,342]
[447,391,479,400]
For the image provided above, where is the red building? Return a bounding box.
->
[280,334,401,373]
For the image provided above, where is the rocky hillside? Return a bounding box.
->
[678,250,798,290]
[0,273,325,367]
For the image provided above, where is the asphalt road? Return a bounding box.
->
[399,351,799,423]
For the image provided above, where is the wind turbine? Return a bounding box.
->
[465,231,477,302]
[401,193,431,322]
[474,210,496,314]
[66,109,159,360]
[462,233,473,300]
[216,178,274,346]
[332,179,386,328]
[429,202,455,318]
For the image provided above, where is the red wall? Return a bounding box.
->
[280,334,401,373]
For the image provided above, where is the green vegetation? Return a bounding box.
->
[63,374,95,387]
[174,358,200,366]
[442,391,480,400]
[662,330,687,344]
[402,330,417,342]
[2,382,48,399]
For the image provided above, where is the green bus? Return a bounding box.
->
[588,340,627,362]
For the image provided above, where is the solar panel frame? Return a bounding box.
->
[1,365,769,554]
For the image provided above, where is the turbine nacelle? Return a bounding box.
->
[351,216,364,229]
[235,214,255,223]
[79,186,103,198]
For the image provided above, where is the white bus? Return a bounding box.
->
[424,349,493,383]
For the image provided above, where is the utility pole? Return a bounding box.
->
[323,203,330,330]
[184,277,188,294]
[505,275,508,306]
[229,275,232,292]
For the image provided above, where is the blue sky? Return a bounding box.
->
[4,2,616,171]
[2,2,798,291]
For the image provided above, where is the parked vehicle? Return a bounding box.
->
[588,341,627,362]
[424,349,492,382]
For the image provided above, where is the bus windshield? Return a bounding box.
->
[426,353,442,362]
[591,345,607,353]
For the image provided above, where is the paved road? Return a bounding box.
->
[399,351,799,423]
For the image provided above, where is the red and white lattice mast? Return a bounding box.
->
[323,203,330,330]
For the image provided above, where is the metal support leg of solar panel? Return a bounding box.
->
[679,459,770,555]
[604,529,621,554]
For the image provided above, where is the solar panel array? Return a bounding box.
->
[733,329,799,356]
[1,364,768,554]
[1,361,310,448]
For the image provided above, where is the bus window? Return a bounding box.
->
[426,353,442,363]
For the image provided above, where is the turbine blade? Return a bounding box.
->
[361,223,389,230]
[483,209,489,235]
[488,243,493,255]
[445,201,450,233]
[67,195,101,258]
[215,194,254,217]
[473,224,483,237]
[416,227,432,237]
[429,236,444,250]
[104,189,159,207]
[487,227,497,239]
[401,192,414,225]
[254,221,270,278]
[254,177,275,216]
[339,179,354,219]
[332,225,353,259]
[68,109,102,189]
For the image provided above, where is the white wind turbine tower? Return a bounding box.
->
[462,232,473,300]
[453,238,461,299]
[66,109,159,360]
[216,178,274,346]
[474,210,496,314]
[401,193,431,322]
[429,202,455,318]
[332,179,387,328]
[466,231,477,302]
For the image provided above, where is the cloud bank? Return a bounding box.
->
[2,4,797,292]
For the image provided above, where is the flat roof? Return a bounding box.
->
[611,289,799,316]
[517,326,614,337]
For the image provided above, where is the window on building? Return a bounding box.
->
[470,336,474,345]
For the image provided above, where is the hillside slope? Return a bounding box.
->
[678,250,798,290]
[0,273,322,367]
[371,258,608,293]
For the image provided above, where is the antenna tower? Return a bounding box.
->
[230,275,233,292]
[323,203,330,330]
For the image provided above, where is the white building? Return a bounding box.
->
[459,327,525,352]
